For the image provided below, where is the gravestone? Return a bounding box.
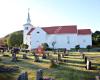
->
[36,69,43,80]
[42,53,47,59]
[47,52,50,59]
[86,59,91,70]
[12,53,17,62]
[23,54,27,59]
[62,53,65,58]
[64,50,69,56]
[17,72,28,80]
[58,53,61,61]
[84,56,87,63]
[82,54,85,59]
[34,54,40,62]
[80,51,84,59]
[50,59,58,68]
[64,48,66,54]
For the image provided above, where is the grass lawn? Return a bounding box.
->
[0,51,100,80]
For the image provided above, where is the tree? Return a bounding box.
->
[92,31,100,47]
[75,45,80,51]
[7,31,23,47]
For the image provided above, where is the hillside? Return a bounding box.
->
[0,30,23,46]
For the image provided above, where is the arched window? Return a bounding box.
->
[67,36,70,44]
[25,27,28,30]
[37,31,40,34]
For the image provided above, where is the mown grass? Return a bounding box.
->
[0,51,100,80]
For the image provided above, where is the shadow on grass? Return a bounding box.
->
[0,54,100,80]
[53,65,99,80]
[66,59,84,64]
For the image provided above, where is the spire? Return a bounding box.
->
[27,8,31,24]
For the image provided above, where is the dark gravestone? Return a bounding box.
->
[36,69,43,80]
[47,52,50,59]
[23,54,28,59]
[82,54,85,59]
[33,51,36,56]
[12,53,17,62]
[42,53,47,59]
[80,51,84,59]
[34,54,40,62]
[58,53,61,61]
[84,56,87,63]
[64,48,66,54]
[17,72,28,80]
[86,59,91,70]
[64,50,69,56]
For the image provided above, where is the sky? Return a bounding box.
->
[0,0,100,38]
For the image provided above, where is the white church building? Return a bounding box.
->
[23,11,92,50]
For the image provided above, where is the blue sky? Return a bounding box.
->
[0,0,100,37]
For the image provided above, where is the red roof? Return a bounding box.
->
[42,25,77,34]
[78,29,91,35]
[27,25,77,35]
[27,25,91,35]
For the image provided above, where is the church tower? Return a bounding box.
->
[23,8,33,45]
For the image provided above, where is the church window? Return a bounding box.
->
[36,41,39,42]
[67,36,70,44]
[25,27,28,30]
[83,40,86,42]
[67,40,70,44]
[37,31,40,34]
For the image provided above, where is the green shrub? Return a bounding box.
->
[75,45,80,51]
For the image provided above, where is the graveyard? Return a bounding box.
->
[0,49,100,80]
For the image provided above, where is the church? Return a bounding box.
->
[23,11,92,50]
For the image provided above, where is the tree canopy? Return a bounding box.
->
[7,30,23,47]
[92,31,100,47]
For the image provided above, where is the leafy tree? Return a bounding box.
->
[7,31,23,47]
[92,31,100,47]
[75,45,80,51]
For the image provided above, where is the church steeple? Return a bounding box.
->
[27,8,31,24]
